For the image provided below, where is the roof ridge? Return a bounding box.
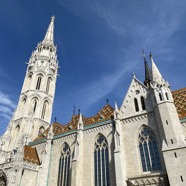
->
[172,87,186,94]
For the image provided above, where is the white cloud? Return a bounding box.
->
[71,57,139,110]
[0,91,16,125]
[57,0,186,109]
[0,112,12,120]
[0,105,13,114]
[0,91,16,109]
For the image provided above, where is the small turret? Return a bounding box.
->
[77,113,83,130]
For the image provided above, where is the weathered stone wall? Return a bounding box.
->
[20,168,38,186]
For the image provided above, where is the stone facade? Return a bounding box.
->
[0,16,186,186]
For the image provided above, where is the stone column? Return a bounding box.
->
[113,103,127,186]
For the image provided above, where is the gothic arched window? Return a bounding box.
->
[141,96,146,110]
[36,76,42,90]
[38,126,45,135]
[58,143,71,186]
[165,92,169,100]
[159,93,163,101]
[94,134,110,186]
[139,127,162,172]
[46,77,52,93]
[41,101,48,119]
[134,98,139,112]
[14,125,20,138]
[26,74,32,90]
[33,99,37,113]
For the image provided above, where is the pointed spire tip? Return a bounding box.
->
[51,15,55,21]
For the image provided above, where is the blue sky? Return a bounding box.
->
[0,0,186,135]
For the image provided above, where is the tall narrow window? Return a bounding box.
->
[14,125,20,138]
[58,143,71,186]
[165,92,169,100]
[27,75,32,90]
[134,98,139,112]
[46,77,51,93]
[141,96,146,110]
[139,127,162,172]
[38,126,45,135]
[41,101,48,119]
[33,99,37,113]
[36,76,42,90]
[159,93,163,101]
[94,134,110,186]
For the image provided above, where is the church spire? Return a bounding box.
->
[42,16,55,45]
[142,50,152,87]
[149,52,164,85]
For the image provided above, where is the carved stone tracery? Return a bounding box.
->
[0,170,7,186]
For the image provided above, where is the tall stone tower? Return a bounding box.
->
[149,54,186,186]
[1,16,58,152]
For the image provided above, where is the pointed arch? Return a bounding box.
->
[41,100,48,119]
[13,125,20,139]
[0,170,7,186]
[138,126,162,172]
[46,77,52,94]
[38,126,45,135]
[165,92,169,100]
[30,97,39,114]
[94,133,110,186]
[134,98,139,112]
[57,142,71,186]
[159,93,163,101]
[22,96,27,103]
[36,75,42,90]
[140,96,146,110]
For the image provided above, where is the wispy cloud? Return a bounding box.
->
[0,91,16,109]
[69,56,139,110]
[0,91,16,125]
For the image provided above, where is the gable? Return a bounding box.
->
[120,76,152,118]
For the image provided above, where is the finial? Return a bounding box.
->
[42,16,55,45]
[77,113,83,130]
[54,117,57,122]
[51,15,55,22]
[132,72,136,78]
[142,49,147,63]
[115,101,119,111]
[149,52,152,60]
[78,109,80,115]
[106,99,109,105]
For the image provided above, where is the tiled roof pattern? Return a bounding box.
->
[34,104,114,141]
[172,87,186,119]
[23,145,40,165]
[33,88,186,142]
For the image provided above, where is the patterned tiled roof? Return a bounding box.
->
[23,145,40,165]
[33,88,186,143]
[34,104,114,141]
[172,87,186,119]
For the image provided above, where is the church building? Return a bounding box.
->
[0,16,186,186]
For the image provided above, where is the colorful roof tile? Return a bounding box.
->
[172,87,186,119]
[33,87,186,142]
[23,145,40,165]
[33,104,114,141]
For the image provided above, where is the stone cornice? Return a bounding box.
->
[127,172,168,186]
[121,112,154,124]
